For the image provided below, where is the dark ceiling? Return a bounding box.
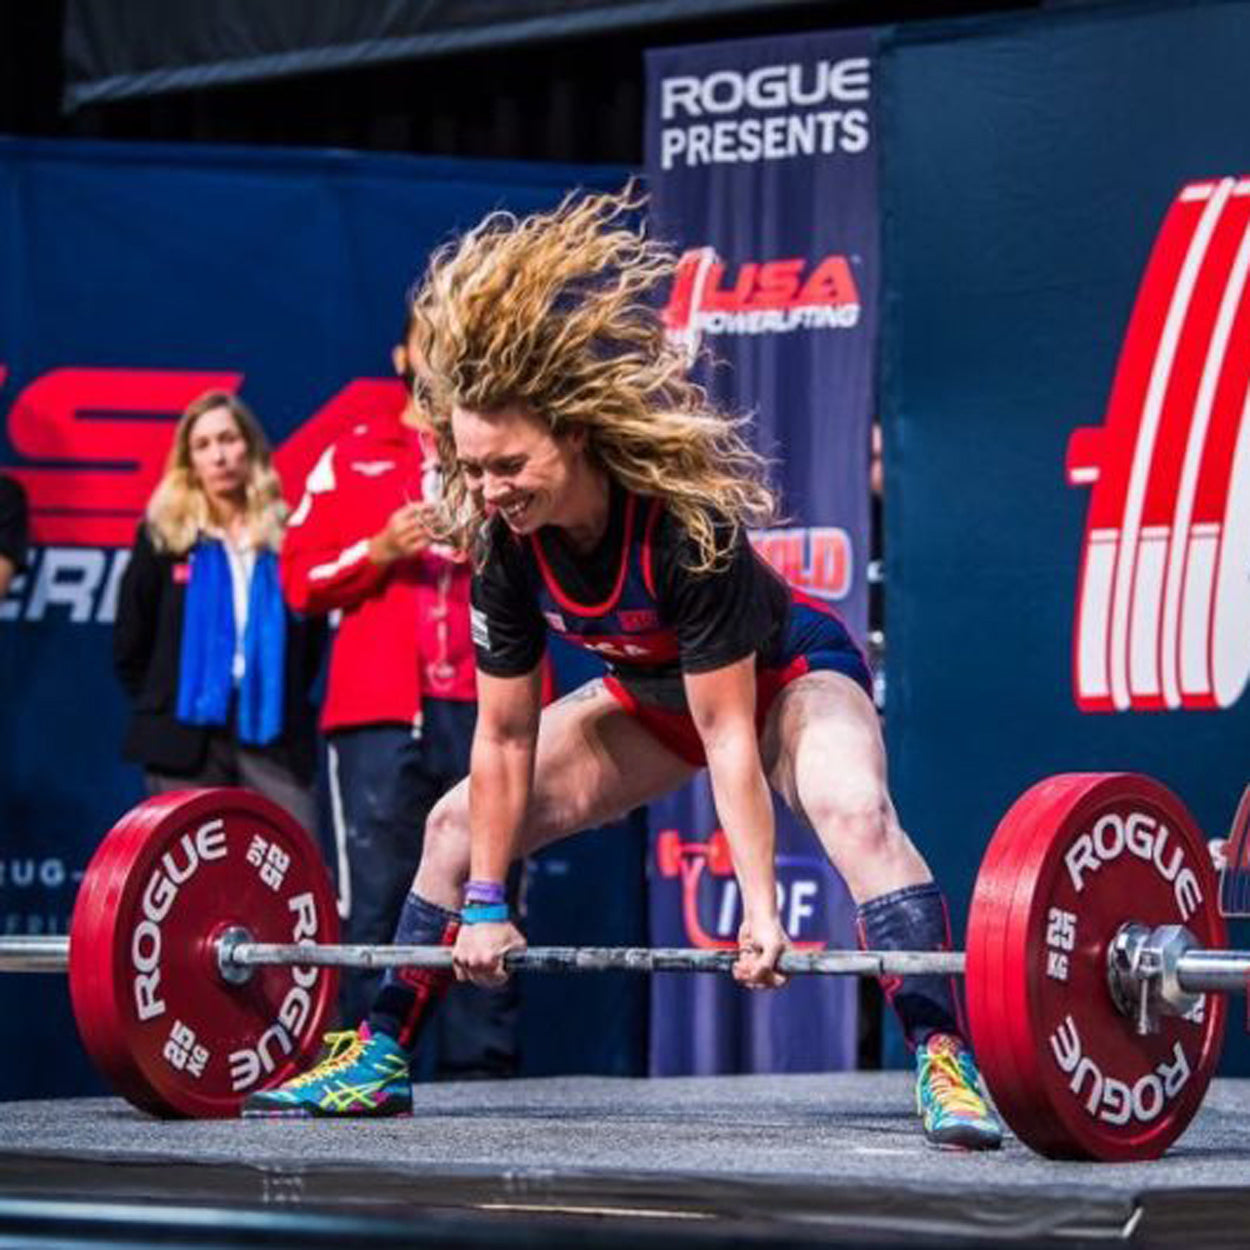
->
[5,1,1072,165]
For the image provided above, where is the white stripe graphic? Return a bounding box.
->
[1212,379,1250,706]
[309,538,370,583]
[1180,530,1218,697]
[1109,179,1233,710]
[1079,530,1119,699]
[1131,528,1168,697]
[327,741,352,922]
[1161,197,1250,706]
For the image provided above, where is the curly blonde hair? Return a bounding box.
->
[411,187,777,571]
[146,391,286,555]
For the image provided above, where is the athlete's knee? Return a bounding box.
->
[414,787,471,888]
[805,775,896,858]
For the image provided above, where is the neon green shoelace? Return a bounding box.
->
[283,1030,367,1089]
[922,1051,988,1118]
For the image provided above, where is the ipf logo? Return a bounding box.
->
[654,828,825,949]
[1068,176,1250,712]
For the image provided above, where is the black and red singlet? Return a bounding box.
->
[471,481,871,765]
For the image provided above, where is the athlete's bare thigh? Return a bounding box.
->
[760,669,930,901]
[760,669,886,820]
[464,678,697,859]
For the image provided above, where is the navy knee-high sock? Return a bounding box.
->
[367,893,459,1054]
[856,882,964,1051]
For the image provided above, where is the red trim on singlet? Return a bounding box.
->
[530,491,637,616]
[603,653,813,769]
[641,496,664,599]
[603,674,705,766]
[756,653,811,710]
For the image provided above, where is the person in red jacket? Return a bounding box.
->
[280,312,518,1078]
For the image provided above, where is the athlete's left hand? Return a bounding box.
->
[734,911,790,989]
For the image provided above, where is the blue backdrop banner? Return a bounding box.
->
[0,136,633,1099]
[644,28,878,1074]
[880,1,1250,1069]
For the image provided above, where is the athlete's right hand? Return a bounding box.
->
[453,919,527,988]
[734,910,790,990]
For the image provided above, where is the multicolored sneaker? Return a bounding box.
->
[241,1023,411,1119]
[915,1033,1003,1150]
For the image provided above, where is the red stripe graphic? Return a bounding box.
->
[1,371,406,548]
[1068,177,1250,712]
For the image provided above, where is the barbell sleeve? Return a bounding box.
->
[1176,949,1250,994]
[0,935,70,972]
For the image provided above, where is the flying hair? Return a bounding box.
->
[410,185,777,572]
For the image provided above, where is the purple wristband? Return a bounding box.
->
[464,879,506,907]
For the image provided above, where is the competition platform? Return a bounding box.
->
[2,1071,1250,1249]
[5,779,1250,1246]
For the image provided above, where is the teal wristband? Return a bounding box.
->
[461,903,510,925]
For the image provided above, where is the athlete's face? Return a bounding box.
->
[452,404,586,534]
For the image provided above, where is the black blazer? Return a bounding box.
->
[114,523,325,779]
[0,475,28,573]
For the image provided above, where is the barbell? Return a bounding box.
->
[3,773,1248,1161]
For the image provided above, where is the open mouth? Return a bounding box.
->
[500,495,532,525]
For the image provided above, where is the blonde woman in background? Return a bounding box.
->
[114,391,324,831]
[245,191,1000,1151]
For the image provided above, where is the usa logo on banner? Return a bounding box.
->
[644,29,879,1073]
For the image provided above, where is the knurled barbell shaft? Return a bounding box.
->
[223,941,968,976]
[0,934,963,977]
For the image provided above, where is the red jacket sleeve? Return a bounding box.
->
[280,445,389,615]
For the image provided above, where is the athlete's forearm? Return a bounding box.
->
[467,728,535,887]
[467,667,542,888]
[703,728,779,920]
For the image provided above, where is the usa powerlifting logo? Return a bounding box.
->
[1068,176,1250,712]
[662,246,860,361]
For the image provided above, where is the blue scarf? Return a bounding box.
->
[176,538,286,746]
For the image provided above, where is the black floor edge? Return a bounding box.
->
[0,1151,1198,1248]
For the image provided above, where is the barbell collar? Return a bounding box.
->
[220,941,968,976]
